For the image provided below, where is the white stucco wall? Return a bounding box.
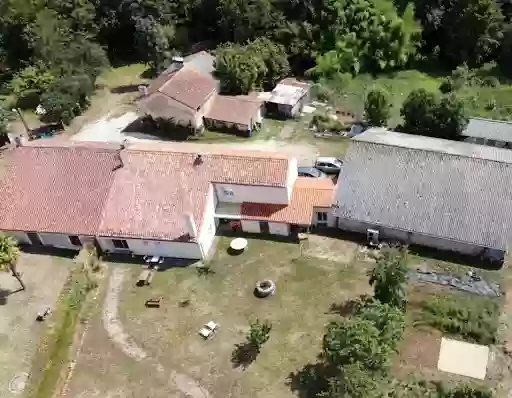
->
[269,222,289,236]
[286,158,298,201]
[241,220,261,233]
[38,233,89,250]
[97,237,203,259]
[214,183,289,204]
[337,218,483,255]
[194,92,216,128]
[2,230,31,244]
[255,108,263,123]
[313,207,336,227]
[198,185,217,257]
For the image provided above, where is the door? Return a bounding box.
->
[27,232,43,246]
[259,221,270,234]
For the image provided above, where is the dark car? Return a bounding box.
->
[298,167,327,178]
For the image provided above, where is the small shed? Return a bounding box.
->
[266,78,311,118]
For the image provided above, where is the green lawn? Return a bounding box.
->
[323,69,512,127]
[118,235,371,398]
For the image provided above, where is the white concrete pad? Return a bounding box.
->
[302,105,316,114]
[437,338,489,380]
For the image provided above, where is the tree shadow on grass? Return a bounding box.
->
[0,287,23,306]
[231,342,258,369]
[110,84,141,94]
[287,361,336,398]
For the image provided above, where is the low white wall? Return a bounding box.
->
[3,230,31,244]
[38,233,87,250]
[269,222,289,236]
[97,237,203,259]
[337,218,483,255]
[215,183,289,204]
[241,220,260,233]
[198,185,217,258]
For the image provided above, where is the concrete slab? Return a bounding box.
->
[437,337,489,380]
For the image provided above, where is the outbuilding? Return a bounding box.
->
[334,128,512,262]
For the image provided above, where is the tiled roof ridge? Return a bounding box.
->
[157,67,216,107]
[124,148,289,160]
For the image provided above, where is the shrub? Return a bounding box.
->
[313,83,335,103]
[310,112,347,133]
[439,78,455,93]
[421,294,499,344]
[482,76,499,88]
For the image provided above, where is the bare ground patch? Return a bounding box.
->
[303,234,360,264]
[0,253,70,398]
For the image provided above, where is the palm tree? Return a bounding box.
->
[0,234,24,291]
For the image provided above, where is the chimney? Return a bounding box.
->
[194,153,203,166]
[184,213,198,239]
[113,140,126,170]
[14,136,22,147]
[138,85,149,97]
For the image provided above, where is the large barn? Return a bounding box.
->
[333,128,512,261]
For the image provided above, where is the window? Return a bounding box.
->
[112,239,129,249]
[317,212,328,222]
[69,235,82,246]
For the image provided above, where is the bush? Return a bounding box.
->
[421,294,499,344]
[439,78,455,93]
[310,112,347,133]
[313,83,335,103]
[482,76,499,88]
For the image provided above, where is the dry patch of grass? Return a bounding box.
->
[114,237,372,398]
[0,253,70,398]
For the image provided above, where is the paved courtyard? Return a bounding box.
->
[0,253,70,397]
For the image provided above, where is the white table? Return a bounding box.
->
[230,238,248,251]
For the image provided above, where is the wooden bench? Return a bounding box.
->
[145,297,163,308]
[137,270,151,286]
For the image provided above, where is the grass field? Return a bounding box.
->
[323,68,512,127]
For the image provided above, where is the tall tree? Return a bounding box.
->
[400,89,438,136]
[368,247,409,308]
[215,45,267,94]
[415,0,504,67]
[400,89,468,139]
[443,0,504,67]
[365,88,392,126]
[0,234,25,291]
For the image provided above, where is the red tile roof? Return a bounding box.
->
[240,177,335,225]
[0,146,119,235]
[205,96,262,126]
[151,68,217,110]
[0,142,302,241]
[99,149,290,240]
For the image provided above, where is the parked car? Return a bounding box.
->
[314,157,343,174]
[298,167,327,178]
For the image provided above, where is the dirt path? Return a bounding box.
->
[103,268,211,398]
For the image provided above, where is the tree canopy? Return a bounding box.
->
[215,38,290,94]
[1,0,511,127]
[400,89,469,139]
[365,88,392,126]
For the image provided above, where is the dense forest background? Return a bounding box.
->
[0,0,511,126]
